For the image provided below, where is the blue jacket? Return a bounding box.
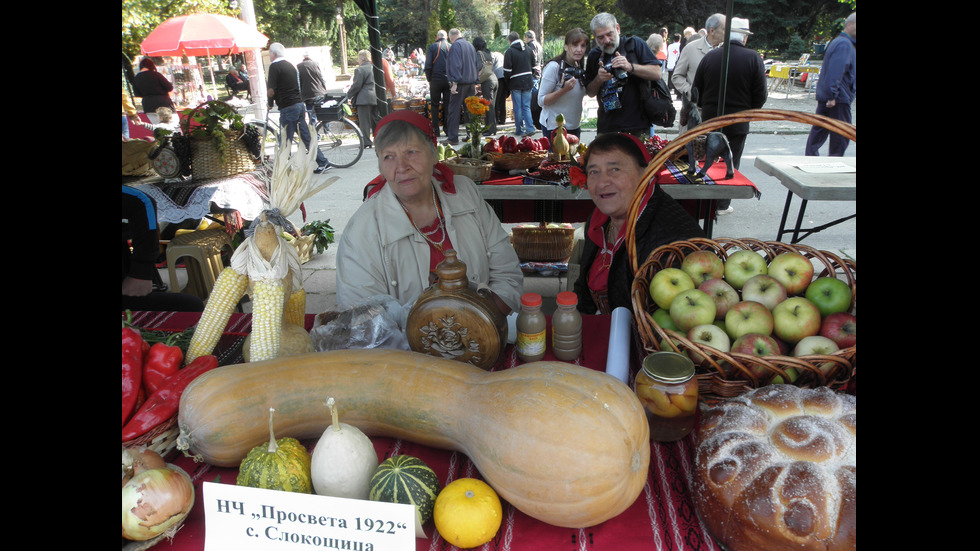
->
[816,32,856,104]
[447,38,479,85]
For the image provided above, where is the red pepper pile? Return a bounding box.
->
[121,327,219,442]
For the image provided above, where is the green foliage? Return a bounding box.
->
[510,0,529,36]
[300,220,335,255]
[439,0,457,31]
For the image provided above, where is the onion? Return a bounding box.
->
[121,466,195,541]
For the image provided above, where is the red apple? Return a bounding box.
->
[819,312,856,348]
[730,333,781,379]
[767,252,814,295]
[681,250,725,285]
[772,297,822,344]
[741,274,787,311]
[698,278,739,319]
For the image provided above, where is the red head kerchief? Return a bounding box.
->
[364,110,456,199]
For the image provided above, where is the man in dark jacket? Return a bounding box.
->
[693,17,767,213]
[805,12,855,157]
[444,28,479,144]
[424,30,451,137]
[503,31,536,136]
[584,12,664,136]
[267,42,330,172]
[298,53,327,127]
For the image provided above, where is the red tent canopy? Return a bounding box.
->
[140,13,268,57]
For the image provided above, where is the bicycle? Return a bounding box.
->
[243,97,365,170]
[312,94,364,168]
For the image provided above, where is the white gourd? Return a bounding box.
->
[310,397,379,499]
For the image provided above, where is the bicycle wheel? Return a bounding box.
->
[245,120,280,169]
[316,117,364,168]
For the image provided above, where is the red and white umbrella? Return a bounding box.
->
[140,13,268,98]
[140,13,268,57]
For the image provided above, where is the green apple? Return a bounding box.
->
[805,277,852,317]
[767,252,814,295]
[649,268,695,310]
[725,300,774,340]
[698,278,740,319]
[651,307,680,332]
[681,250,725,285]
[792,335,841,379]
[723,250,768,290]
[687,324,731,353]
[772,297,822,344]
[669,289,717,332]
[741,274,787,311]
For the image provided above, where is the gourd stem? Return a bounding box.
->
[267,407,279,453]
[327,397,340,432]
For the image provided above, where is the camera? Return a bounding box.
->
[563,66,585,80]
[603,62,629,81]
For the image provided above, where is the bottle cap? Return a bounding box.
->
[521,293,542,307]
[556,291,578,306]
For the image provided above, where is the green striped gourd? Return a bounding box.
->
[369,455,440,525]
[237,408,312,493]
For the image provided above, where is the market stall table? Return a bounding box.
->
[478,159,759,237]
[124,311,723,551]
[753,155,856,244]
[123,171,271,226]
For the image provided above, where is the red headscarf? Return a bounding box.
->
[364,110,456,199]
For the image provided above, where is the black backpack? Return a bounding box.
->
[643,77,676,128]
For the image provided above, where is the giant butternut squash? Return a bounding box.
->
[176,348,649,528]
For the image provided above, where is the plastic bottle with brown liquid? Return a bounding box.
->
[515,293,546,362]
[551,291,582,361]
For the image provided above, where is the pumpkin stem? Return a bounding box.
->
[266,407,279,454]
[327,397,340,432]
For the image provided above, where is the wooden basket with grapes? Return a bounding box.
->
[181,100,258,180]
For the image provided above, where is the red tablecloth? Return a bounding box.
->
[124,311,720,551]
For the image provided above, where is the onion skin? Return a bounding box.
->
[122,466,195,541]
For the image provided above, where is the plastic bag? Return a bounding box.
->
[310,295,410,351]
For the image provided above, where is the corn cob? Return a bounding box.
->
[284,286,307,327]
[185,267,249,363]
[249,278,285,362]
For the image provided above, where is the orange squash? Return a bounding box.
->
[177,348,649,528]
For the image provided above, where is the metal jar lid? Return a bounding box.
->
[641,352,695,384]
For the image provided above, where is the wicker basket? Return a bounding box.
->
[512,223,576,262]
[444,156,493,182]
[624,109,857,403]
[485,150,548,171]
[123,415,180,460]
[189,128,258,180]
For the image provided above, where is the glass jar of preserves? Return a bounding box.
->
[633,352,698,442]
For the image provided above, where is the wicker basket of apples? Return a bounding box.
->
[483,134,550,171]
[629,237,856,403]
[622,109,856,403]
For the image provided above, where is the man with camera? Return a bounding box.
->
[584,12,663,136]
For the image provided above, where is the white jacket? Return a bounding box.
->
[336,175,523,312]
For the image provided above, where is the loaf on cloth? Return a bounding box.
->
[692,385,855,550]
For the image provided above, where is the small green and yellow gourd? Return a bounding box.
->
[370,455,441,531]
[237,407,313,493]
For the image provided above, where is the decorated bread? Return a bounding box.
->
[693,385,855,550]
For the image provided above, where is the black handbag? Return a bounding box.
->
[641,78,676,128]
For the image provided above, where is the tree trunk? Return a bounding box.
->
[529,0,543,42]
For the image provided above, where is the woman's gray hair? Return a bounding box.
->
[374,121,438,167]
[646,33,664,52]
[590,12,617,33]
[357,49,370,63]
[269,42,286,58]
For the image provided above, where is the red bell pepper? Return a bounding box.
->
[143,339,184,394]
[122,327,144,427]
[121,354,219,441]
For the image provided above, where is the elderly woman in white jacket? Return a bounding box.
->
[336,109,523,314]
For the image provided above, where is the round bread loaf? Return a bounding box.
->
[692,385,855,550]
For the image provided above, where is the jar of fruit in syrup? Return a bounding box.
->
[633,352,698,442]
